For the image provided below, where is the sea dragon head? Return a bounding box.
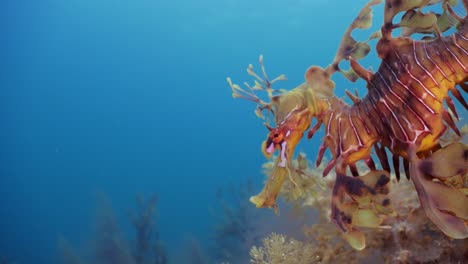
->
[259,65,335,166]
[227,56,331,212]
[260,87,316,166]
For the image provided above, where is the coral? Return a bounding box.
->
[250,233,317,264]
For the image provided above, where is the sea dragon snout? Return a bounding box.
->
[252,106,312,212]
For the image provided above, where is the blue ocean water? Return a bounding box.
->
[4,0,455,263]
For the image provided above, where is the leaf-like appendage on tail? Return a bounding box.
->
[410,143,468,239]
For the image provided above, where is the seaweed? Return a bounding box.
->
[59,194,167,264]
[131,195,166,264]
[212,177,317,263]
[211,180,264,263]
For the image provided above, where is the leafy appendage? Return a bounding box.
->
[326,0,383,82]
[227,55,287,123]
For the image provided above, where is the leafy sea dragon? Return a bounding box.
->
[228,0,468,250]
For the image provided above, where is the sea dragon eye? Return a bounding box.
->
[263,129,285,156]
[271,132,284,143]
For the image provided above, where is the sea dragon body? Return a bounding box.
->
[228,0,468,249]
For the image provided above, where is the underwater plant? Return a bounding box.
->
[250,233,317,264]
[228,0,468,250]
[211,177,319,263]
[59,194,167,264]
[211,180,260,263]
[131,195,167,264]
[171,237,211,264]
